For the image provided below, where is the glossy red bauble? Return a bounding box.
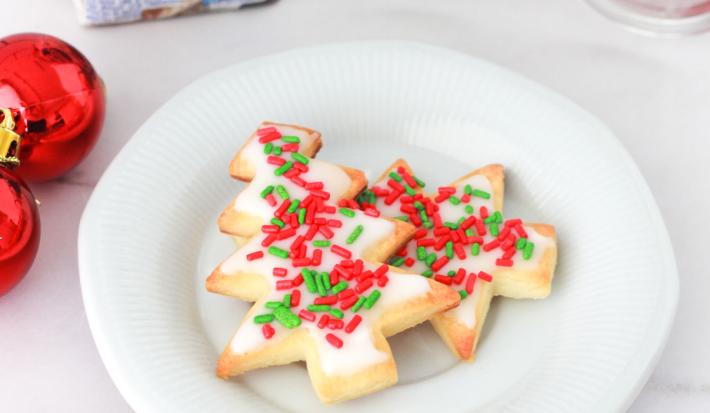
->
[0,167,40,295]
[0,33,105,182]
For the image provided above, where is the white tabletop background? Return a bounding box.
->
[1,0,708,411]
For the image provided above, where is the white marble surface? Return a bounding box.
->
[0,0,708,411]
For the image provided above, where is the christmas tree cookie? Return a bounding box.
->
[358,159,557,361]
[207,123,460,404]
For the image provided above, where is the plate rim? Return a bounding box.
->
[78,40,679,413]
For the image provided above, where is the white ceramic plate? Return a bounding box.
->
[79,42,678,413]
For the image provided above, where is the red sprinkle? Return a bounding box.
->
[261,225,279,234]
[267,155,285,165]
[257,126,278,136]
[355,278,374,293]
[291,290,301,306]
[318,225,334,239]
[478,271,493,282]
[364,208,380,217]
[314,296,338,305]
[299,309,316,322]
[265,194,277,207]
[482,239,500,251]
[328,319,344,330]
[291,257,311,267]
[345,315,363,333]
[246,251,263,261]
[305,181,324,190]
[262,324,275,339]
[339,295,358,310]
[331,244,352,259]
[318,314,331,329]
[377,274,389,287]
[496,258,514,267]
[312,248,323,266]
[466,272,477,294]
[435,274,453,285]
[453,268,466,284]
[338,289,356,300]
[431,256,450,272]
[326,333,343,348]
[276,280,293,290]
[327,219,343,228]
[272,267,288,277]
[515,224,528,238]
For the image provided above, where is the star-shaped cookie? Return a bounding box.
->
[358,159,557,361]
[207,123,460,403]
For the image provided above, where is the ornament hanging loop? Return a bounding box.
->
[0,108,21,168]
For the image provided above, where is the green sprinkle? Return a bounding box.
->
[416,246,427,260]
[313,240,331,247]
[465,228,474,237]
[268,246,289,258]
[291,152,309,165]
[471,243,480,256]
[364,290,381,309]
[449,196,461,205]
[287,199,300,213]
[472,189,491,199]
[281,135,300,143]
[254,314,274,324]
[273,161,293,176]
[425,253,437,267]
[523,242,535,260]
[404,184,416,196]
[447,270,456,276]
[316,272,327,296]
[464,184,473,195]
[395,215,409,222]
[302,268,317,293]
[445,241,454,259]
[265,301,283,309]
[270,217,285,228]
[273,146,282,156]
[273,306,301,328]
[275,185,290,200]
[444,221,458,230]
[351,296,366,312]
[422,269,433,278]
[329,308,344,319]
[484,215,496,224]
[283,294,292,307]
[459,290,469,299]
[331,281,348,294]
[489,223,499,236]
[389,256,405,267]
[320,271,331,290]
[339,208,355,218]
[465,205,474,215]
[413,176,426,188]
[260,185,274,199]
[494,211,503,224]
[346,225,364,244]
[423,221,434,229]
[516,237,527,250]
[307,304,331,312]
[456,217,466,227]
[388,171,402,182]
[414,201,425,210]
[263,142,273,154]
[298,208,306,224]
[419,210,429,223]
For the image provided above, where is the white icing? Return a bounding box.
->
[220,129,433,376]
[233,125,352,222]
[437,174,495,222]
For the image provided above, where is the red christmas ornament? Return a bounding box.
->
[0,33,106,182]
[0,109,40,296]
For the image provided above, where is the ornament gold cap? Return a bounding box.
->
[0,108,21,167]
